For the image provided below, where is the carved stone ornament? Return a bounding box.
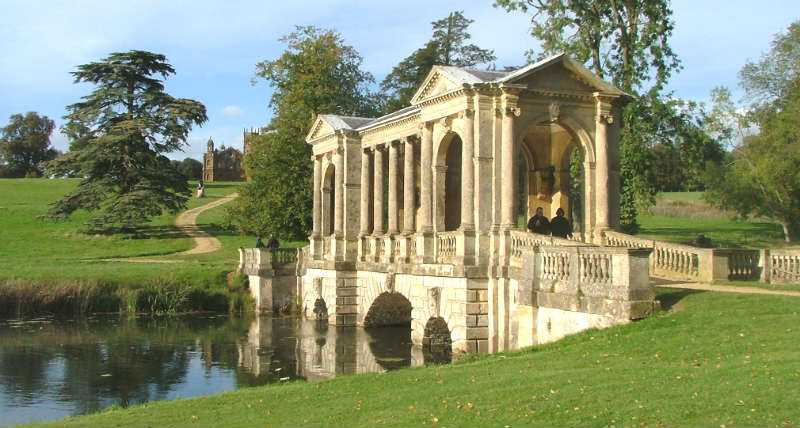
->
[385,267,396,293]
[428,287,442,317]
[548,101,560,123]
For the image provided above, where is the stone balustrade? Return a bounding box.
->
[522,245,655,322]
[766,249,800,284]
[435,231,458,263]
[509,230,591,268]
[602,230,783,283]
[239,248,273,276]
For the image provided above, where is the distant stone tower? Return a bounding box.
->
[202,137,215,182]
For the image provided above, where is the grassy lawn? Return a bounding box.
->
[0,178,244,285]
[26,288,800,428]
[638,192,789,249]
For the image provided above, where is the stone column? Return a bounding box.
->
[594,93,614,238]
[387,141,400,235]
[501,100,520,228]
[359,148,371,235]
[461,109,475,230]
[416,122,434,263]
[373,145,384,235]
[312,155,322,236]
[403,138,415,233]
[419,123,433,232]
[334,148,344,236]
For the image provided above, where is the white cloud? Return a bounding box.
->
[221,105,244,117]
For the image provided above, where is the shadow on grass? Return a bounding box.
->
[655,288,704,312]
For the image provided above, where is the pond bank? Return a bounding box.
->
[0,276,251,318]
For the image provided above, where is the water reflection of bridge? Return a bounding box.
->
[237,317,433,381]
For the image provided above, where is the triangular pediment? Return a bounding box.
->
[305,116,336,142]
[499,54,629,97]
[410,66,466,105]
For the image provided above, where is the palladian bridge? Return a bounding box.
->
[241,53,655,355]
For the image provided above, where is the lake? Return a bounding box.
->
[0,315,448,426]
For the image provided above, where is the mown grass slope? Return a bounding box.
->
[638,191,788,248]
[27,289,800,428]
[0,178,243,284]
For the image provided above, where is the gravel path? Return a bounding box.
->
[176,192,239,256]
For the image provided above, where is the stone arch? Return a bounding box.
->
[321,162,336,236]
[422,316,452,364]
[434,131,462,231]
[516,113,595,236]
[363,291,412,327]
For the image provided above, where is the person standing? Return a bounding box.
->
[550,208,573,239]
[527,207,551,235]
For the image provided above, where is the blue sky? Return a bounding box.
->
[0,0,797,160]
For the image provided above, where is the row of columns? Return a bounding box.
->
[310,91,615,256]
[360,137,425,237]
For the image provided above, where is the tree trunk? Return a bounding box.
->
[782,221,799,243]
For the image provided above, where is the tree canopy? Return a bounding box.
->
[496,0,699,231]
[47,50,207,231]
[229,27,376,239]
[380,11,496,112]
[705,21,800,242]
[0,112,58,178]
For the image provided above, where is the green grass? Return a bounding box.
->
[638,192,789,249]
[0,178,244,283]
[0,179,261,316]
[26,289,800,428]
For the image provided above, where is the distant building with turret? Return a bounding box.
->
[202,137,245,182]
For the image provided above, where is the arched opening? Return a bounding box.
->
[364,291,413,371]
[322,164,336,236]
[363,292,412,327]
[434,133,463,232]
[422,316,452,364]
[563,145,585,236]
[518,122,589,239]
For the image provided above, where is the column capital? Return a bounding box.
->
[459,108,475,119]
[418,120,434,134]
[594,92,619,124]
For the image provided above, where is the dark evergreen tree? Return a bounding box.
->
[47,51,207,231]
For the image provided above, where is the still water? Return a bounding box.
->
[0,315,442,426]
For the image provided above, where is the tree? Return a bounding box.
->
[0,112,58,177]
[47,51,207,231]
[380,11,496,112]
[228,27,376,239]
[704,22,800,242]
[705,82,800,242]
[739,21,800,111]
[496,0,682,231]
[177,158,203,180]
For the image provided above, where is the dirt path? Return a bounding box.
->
[656,281,800,297]
[175,192,238,256]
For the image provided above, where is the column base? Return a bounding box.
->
[382,234,397,264]
[415,232,434,264]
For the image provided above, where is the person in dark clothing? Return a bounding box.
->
[266,235,280,252]
[255,236,265,248]
[527,207,551,235]
[550,208,573,239]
